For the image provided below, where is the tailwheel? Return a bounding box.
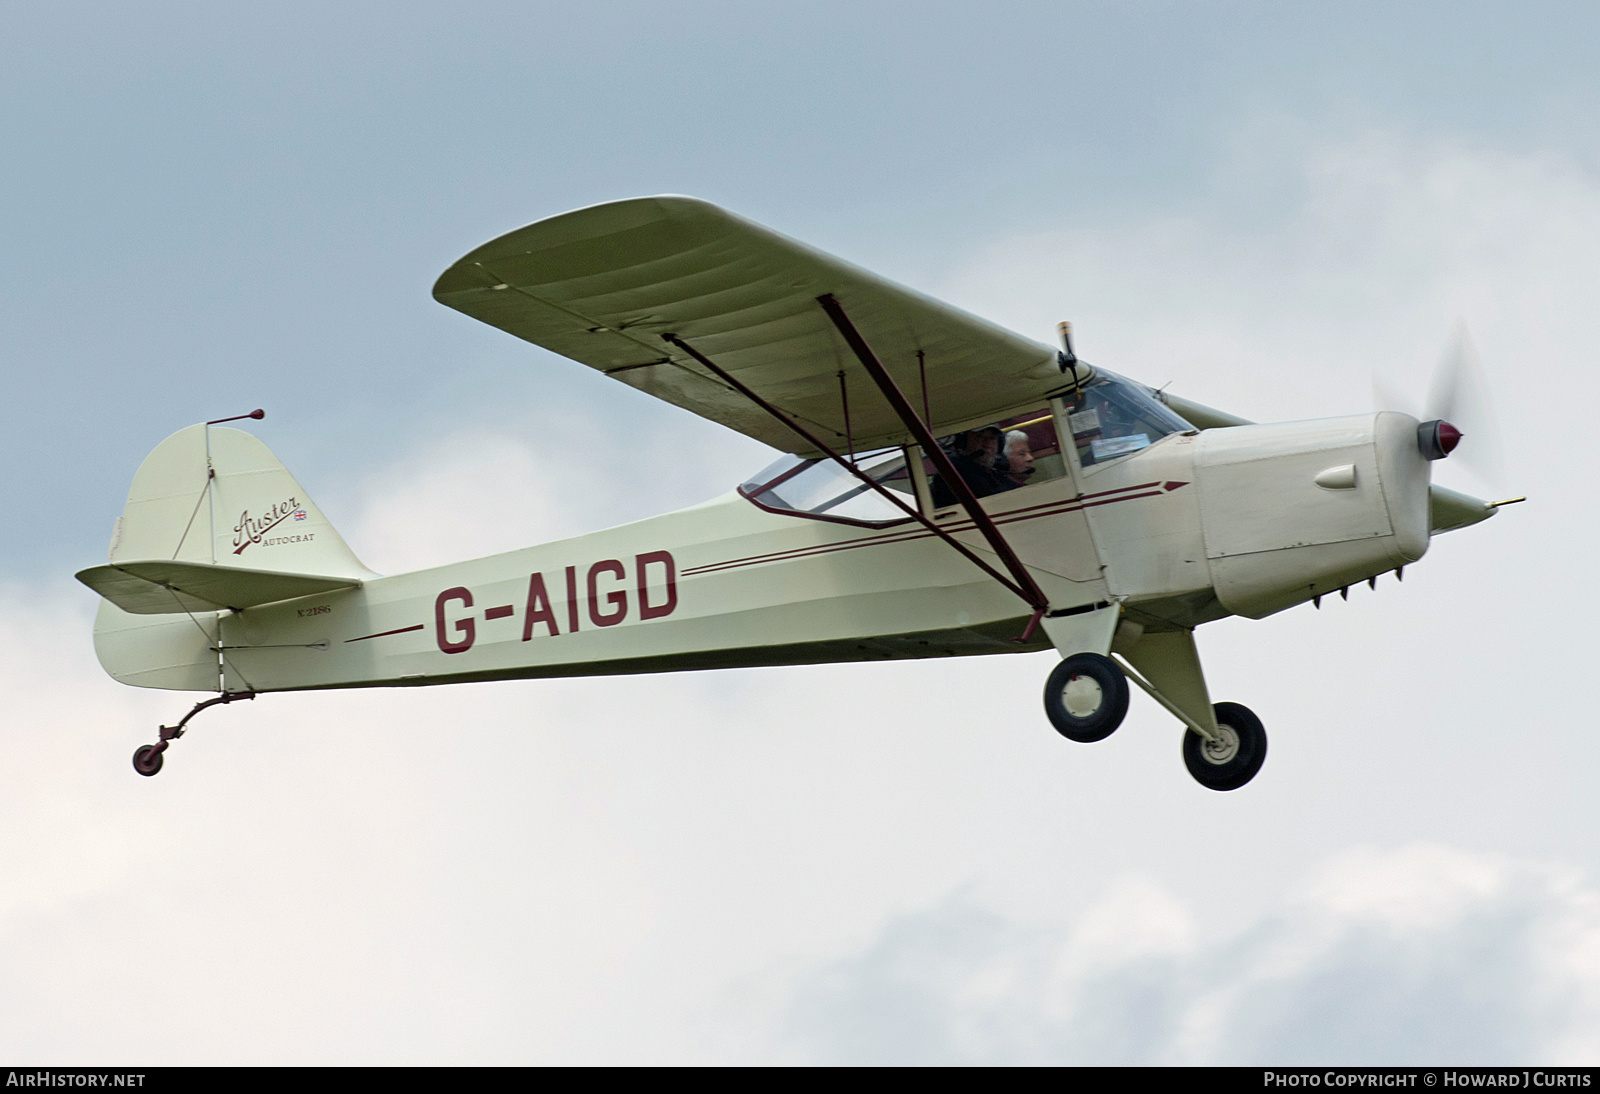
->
[132,743,166,777]
[1044,652,1129,743]
[1183,701,1267,791]
[128,691,256,777]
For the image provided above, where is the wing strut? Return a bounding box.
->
[817,294,1051,614]
[660,333,1044,608]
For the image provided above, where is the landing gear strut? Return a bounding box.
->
[132,691,256,777]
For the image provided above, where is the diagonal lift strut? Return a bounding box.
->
[659,331,1043,608]
[816,294,1050,614]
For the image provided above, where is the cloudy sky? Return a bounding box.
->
[3,1,1599,1064]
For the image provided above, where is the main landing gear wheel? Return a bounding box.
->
[1183,701,1267,791]
[1044,653,1130,743]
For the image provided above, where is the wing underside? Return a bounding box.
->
[433,196,1072,456]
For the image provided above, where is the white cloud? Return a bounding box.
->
[339,399,777,576]
[783,846,1600,1065]
[938,129,1600,500]
[349,431,595,575]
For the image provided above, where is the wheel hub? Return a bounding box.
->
[1201,725,1240,765]
[1062,673,1105,718]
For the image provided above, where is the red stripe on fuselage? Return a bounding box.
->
[337,482,1188,643]
[345,623,426,643]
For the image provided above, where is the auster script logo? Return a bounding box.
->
[232,498,310,555]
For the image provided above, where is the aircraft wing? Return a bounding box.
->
[1159,393,1253,431]
[432,196,1070,456]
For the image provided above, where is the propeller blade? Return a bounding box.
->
[1424,320,1502,483]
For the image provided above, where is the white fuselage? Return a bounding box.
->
[93,408,1434,694]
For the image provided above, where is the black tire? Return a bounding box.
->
[1182,702,1267,791]
[132,745,164,777]
[1044,653,1130,743]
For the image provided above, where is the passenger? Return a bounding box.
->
[931,426,1012,507]
[1002,430,1035,487]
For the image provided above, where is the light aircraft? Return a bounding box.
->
[78,196,1520,789]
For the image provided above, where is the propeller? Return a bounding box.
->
[1373,320,1503,485]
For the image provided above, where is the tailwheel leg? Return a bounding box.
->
[132,691,256,777]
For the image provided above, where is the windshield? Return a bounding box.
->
[1064,371,1193,467]
[740,447,915,526]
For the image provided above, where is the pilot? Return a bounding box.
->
[931,426,1012,507]
[1002,430,1035,486]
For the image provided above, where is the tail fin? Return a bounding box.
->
[78,423,372,615]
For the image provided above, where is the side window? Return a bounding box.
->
[739,448,916,526]
[924,407,1066,509]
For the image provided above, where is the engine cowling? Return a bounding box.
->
[1195,412,1432,618]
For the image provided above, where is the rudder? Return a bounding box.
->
[80,423,373,616]
[81,422,375,690]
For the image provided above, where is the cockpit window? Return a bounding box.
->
[740,447,915,526]
[737,374,1189,523]
[925,406,1068,509]
[1065,371,1193,467]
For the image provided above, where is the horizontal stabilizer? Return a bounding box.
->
[77,560,361,615]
